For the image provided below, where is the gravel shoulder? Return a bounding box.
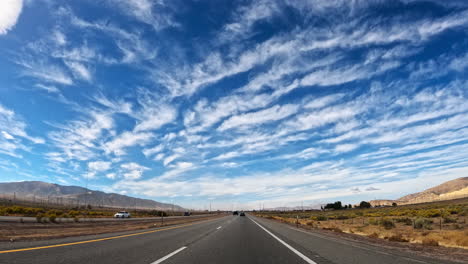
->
[259,215,468,264]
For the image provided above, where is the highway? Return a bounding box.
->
[0,214,459,264]
[0,214,211,223]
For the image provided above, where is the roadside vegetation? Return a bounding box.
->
[254,198,468,249]
[0,200,208,222]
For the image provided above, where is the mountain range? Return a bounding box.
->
[371,177,468,206]
[0,181,184,211]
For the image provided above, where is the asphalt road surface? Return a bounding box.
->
[0,214,459,264]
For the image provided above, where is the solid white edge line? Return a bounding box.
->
[151,246,187,264]
[250,218,317,264]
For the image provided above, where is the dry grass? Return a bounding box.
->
[254,198,468,249]
[259,216,468,249]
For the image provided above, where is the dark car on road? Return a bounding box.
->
[240,212,245,216]
[233,211,238,215]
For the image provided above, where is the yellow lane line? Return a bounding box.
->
[0,217,222,254]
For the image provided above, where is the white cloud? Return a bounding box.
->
[52,30,67,46]
[158,161,195,180]
[0,0,23,35]
[305,94,345,110]
[65,61,92,81]
[286,103,363,132]
[121,162,148,171]
[154,153,164,161]
[134,104,176,132]
[69,11,156,63]
[449,52,468,72]
[104,131,153,156]
[334,143,358,153]
[219,0,278,43]
[1,131,14,140]
[111,0,178,31]
[218,104,299,131]
[48,111,114,161]
[0,104,44,145]
[221,162,238,168]
[275,147,327,161]
[17,59,73,85]
[121,162,149,180]
[106,173,116,180]
[88,161,111,172]
[35,84,60,93]
[142,144,163,157]
[163,154,180,166]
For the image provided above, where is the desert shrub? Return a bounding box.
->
[380,218,395,230]
[336,215,349,220]
[421,238,439,246]
[315,215,328,221]
[369,218,379,225]
[23,207,38,216]
[364,213,382,217]
[68,210,80,217]
[447,208,460,215]
[417,209,441,218]
[414,218,433,230]
[460,208,468,216]
[388,234,409,242]
[443,217,457,223]
[349,213,359,218]
[36,213,44,223]
[367,232,379,238]
[395,217,413,225]
[47,213,57,223]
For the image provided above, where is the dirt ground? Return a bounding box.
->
[0,214,224,242]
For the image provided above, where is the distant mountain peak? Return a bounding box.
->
[371,177,468,206]
[0,181,184,211]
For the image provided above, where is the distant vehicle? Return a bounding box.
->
[233,211,238,215]
[240,212,245,216]
[114,211,131,218]
[184,212,191,216]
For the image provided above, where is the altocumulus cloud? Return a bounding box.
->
[1,0,468,210]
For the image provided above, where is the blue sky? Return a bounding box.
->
[1,0,468,210]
